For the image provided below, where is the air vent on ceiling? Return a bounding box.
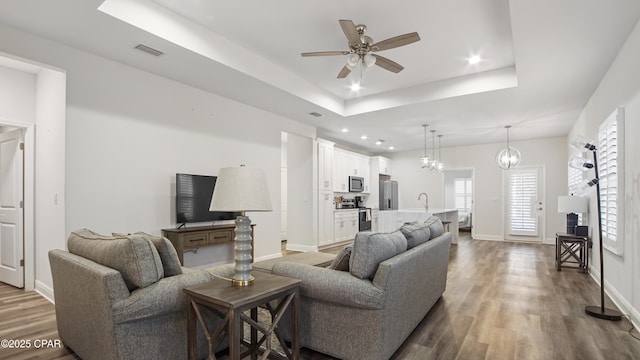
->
[134,44,164,57]
[309,112,324,117]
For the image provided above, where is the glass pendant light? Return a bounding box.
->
[421,124,430,168]
[496,125,521,170]
[436,134,444,172]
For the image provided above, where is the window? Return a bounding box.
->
[454,178,472,212]
[598,108,624,255]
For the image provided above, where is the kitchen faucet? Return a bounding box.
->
[418,192,429,211]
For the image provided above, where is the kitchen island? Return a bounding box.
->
[379,208,459,244]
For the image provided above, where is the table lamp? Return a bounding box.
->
[209,165,272,286]
[557,195,588,234]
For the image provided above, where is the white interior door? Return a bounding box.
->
[504,166,544,242]
[0,129,24,288]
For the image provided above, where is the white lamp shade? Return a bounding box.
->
[209,166,273,212]
[557,195,588,214]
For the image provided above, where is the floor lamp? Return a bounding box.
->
[570,140,622,321]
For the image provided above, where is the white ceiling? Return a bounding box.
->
[1,0,639,154]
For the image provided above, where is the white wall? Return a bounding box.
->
[0,23,316,287]
[388,137,567,242]
[34,69,66,295]
[568,18,640,328]
[0,64,35,123]
[0,55,66,298]
[286,133,315,250]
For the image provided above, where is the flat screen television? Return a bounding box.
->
[176,173,240,225]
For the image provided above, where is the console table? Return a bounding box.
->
[184,272,301,360]
[162,224,255,265]
[556,232,589,273]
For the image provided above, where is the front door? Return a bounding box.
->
[0,129,24,288]
[504,166,544,242]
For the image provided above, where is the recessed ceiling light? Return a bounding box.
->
[341,128,349,133]
[388,146,395,150]
[361,135,367,140]
[376,140,384,145]
[309,111,324,117]
[350,83,361,91]
[468,55,481,65]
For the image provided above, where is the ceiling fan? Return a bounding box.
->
[301,19,421,79]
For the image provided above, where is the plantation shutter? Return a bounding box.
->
[454,178,472,211]
[508,169,538,236]
[598,108,624,254]
[568,166,583,223]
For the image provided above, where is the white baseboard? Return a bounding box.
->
[285,244,318,252]
[542,237,555,245]
[472,234,503,241]
[254,253,282,262]
[587,267,640,331]
[35,280,55,304]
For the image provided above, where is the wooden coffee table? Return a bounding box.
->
[184,271,301,360]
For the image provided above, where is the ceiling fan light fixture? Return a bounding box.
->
[364,53,376,67]
[350,83,361,91]
[347,53,360,68]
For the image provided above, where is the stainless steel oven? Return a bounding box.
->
[358,208,372,231]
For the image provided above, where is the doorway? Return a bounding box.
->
[443,169,474,236]
[0,128,25,288]
[503,166,545,242]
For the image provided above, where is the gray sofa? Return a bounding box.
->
[272,217,452,360]
[49,229,232,360]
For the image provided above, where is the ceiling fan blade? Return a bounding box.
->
[301,51,350,57]
[337,66,351,78]
[371,32,420,52]
[339,20,360,44]
[372,55,404,73]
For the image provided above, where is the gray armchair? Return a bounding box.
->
[49,229,230,360]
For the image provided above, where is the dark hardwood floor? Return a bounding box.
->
[1,234,639,359]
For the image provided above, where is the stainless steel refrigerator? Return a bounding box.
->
[379,180,398,210]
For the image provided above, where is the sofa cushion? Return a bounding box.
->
[327,245,352,271]
[68,229,164,291]
[399,222,431,249]
[424,217,444,239]
[350,231,407,279]
[130,232,183,277]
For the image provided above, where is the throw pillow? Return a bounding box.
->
[350,231,407,280]
[68,229,164,291]
[327,245,352,271]
[130,232,183,277]
[424,216,444,239]
[399,222,431,249]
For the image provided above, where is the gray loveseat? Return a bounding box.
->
[49,229,232,360]
[272,217,452,360]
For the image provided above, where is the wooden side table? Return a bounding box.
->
[556,232,589,273]
[184,272,301,360]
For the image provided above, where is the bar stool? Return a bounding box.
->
[442,220,452,233]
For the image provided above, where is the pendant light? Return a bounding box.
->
[429,130,438,171]
[496,125,521,170]
[421,124,430,168]
[436,134,444,172]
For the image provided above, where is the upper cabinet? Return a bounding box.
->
[374,156,392,175]
[333,148,370,193]
[317,139,334,191]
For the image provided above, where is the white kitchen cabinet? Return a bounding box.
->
[318,139,334,191]
[332,149,349,192]
[334,210,358,242]
[318,191,335,246]
[372,209,380,232]
[375,156,392,175]
[333,148,371,193]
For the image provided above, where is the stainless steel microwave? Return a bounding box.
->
[349,176,364,192]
